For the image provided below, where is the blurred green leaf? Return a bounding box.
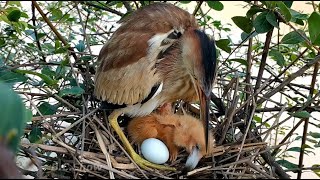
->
[287,147,301,152]
[37,102,57,116]
[75,40,85,52]
[283,1,293,8]
[308,12,320,45]
[276,159,298,169]
[29,127,42,143]
[0,82,27,152]
[80,55,93,62]
[309,132,320,139]
[14,69,58,86]
[207,1,224,11]
[253,11,273,33]
[231,16,253,33]
[269,49,285,67]
[228,58,248,67]
[277,1,292,22]
[246,5,264,18]
[266,11,279,28]
[312,164,320,177]
[7,9,21,22]
[0,69,28,83]
[281,30,306,44]
[288,110,311,119]
[59,86,84,97]
[216,39,231,53]
[180,1,191,4]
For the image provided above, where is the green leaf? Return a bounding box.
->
[287,147,301,152]
[7,9,21,22]
[0,69,28,83]
[253,11,273,33]
[0,82,27,152]
[269,49,285,67]
[308,12,320,46]
[283,1,293,8]
[180,1,191,4]
[246,6,264,18]
[231,16,253,33]
[37,102,57,116]
[312,164,320,177]
[75,40,85,52]
[241,31,258,41]
[276,159,298,169]
[281,30,306,44]
[207,1,224,11]
[29,127,42,143]
[277,1,291,22]
[215,39,231,53]
[228,58,248,67]
[309,132,320,139]
[80,55,94,62]
[59,86,85,97]
[288,110,311,119]
[266,11,279,28]
[0,38,6,47]
[253,115,262,123]
[14,69,58,86]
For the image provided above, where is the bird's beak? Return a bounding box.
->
[197,84,210,152]
[184,146,202,172]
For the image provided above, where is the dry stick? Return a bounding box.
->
[81,2,124,16]
[218,77,239,145]
[55,108,98,138]
[274,10,320,53]
[231,97,256,176]
[91,123,115,179]
[297,61,319,179]
[91,116,149,179]
[32,111,81,121]
[31,3,46,62]
[81,159,139,179]
[256,54,320,105]
[261,91,320,137]
[253,29,274,97]
[247,161,276,179]
[193,1,203,15]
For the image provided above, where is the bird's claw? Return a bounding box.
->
[131,152,176,171]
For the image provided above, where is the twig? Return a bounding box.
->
[297,60,319,179]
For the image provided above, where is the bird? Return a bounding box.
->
[127,103,215,171]
[94,2,217,171]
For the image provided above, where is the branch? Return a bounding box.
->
[257,54,320,105]
[81,1,124,16]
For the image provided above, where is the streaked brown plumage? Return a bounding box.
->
[94,2,217,171]
[127,106,215,169]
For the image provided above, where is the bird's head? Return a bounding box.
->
[180,29,217,159]
[173,114,214,171]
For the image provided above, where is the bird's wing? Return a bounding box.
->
[94,3,198,105]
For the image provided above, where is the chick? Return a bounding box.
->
[127,104,214,170]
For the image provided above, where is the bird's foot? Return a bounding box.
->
[131,152,176,171]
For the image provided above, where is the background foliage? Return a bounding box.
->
[0,1,320,179]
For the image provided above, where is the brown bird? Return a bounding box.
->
[127,104,215,171]
[94,2,217,171]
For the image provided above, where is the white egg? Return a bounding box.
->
[141,138,169,164]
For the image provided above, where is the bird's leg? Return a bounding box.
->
[108,110,176,171]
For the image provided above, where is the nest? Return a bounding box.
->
[18,97,289,179]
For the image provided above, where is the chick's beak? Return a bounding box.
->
[184,146,202,172]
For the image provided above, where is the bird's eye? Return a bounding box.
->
[196,144,200,150]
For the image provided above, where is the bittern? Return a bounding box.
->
[127,104,215,171]
[94,2,217,171]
